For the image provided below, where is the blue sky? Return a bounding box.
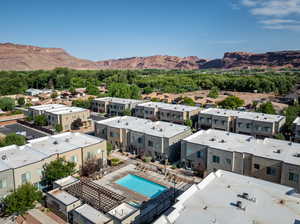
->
[0,0,300,60]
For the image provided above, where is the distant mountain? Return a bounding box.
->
[0,43,203,70]
[0,42,299,71]
[202,51,300,69]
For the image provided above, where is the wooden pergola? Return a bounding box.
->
[64,178,126,213]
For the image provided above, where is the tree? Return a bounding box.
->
[51,92,58,99]
[207,87,219,99]
[0,97,15,111]
[72,99,92,109]
[184,119,193,128]
[218,96,244,109]
[123,108,132,116]
[80,158,99,177]
[256,102,276,114]
[17,97,25,106]
[42,158,76,187]
[182,97,195,106]
[0,133,26,147]
[69,87,76,94]
[54,124,63,133]
[86,84,100,96]
[143,86,154,94]
[107,143,113,156]
[2,183,42,216]
[274,133,286,140]
[108,83,141,99]
[151,98,161,102]
[282,105,300,134]
[34,114,48,126]
[71,118,83,130]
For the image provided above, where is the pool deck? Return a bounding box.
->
[93,164,173,203]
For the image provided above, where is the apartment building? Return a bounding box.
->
[181,129,300,191]
[155,170,300,224]
[293,117,300,142]
[92,97,145,116]
[0,132,107,198]
[95,116,192,162]
[198,108,286,138]
[134,102,201,125]
[29,104,91,131]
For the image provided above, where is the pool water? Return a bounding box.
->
[115,174,167,198]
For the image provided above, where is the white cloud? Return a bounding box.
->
[251,0,300,17]
[238,0,300,31]
[241,0,259,7]
[259,19,300,24]
[263,24,300,31]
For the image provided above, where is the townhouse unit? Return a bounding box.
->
[155,170,300,224]
[181,129,300,191]
[95,116,192,162]
[293,117,300,142]
[92,97,145,116]
[0,132,107,198]
[28,104,91,131]
[198,108,286,138]
[134,102,201,125]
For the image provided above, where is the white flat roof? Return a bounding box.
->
[293,117,300,126]
[54,176,79,188]
[0,133,105,170]
[108,202,137,220]
[48,189,79,205]
[29,104,66,111]
[137,102,200,112]
[183,129,300,166]
[94,97,144,104]
[96,116,190,138]
[155,170,300,224]
[200,108,285,122]
[0,144,47,171]
[75,204,112,223]
[28,132,104,156]
[46,106,88,115]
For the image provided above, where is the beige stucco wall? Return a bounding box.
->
[0,169,14,198]
[13,156,56,188]
[251,156,282,184]
[281,163,300,192]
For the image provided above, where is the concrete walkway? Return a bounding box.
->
[27,209,59,224]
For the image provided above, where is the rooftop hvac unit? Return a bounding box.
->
[1,155,7,160]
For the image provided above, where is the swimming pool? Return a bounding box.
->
[115,174,167,198]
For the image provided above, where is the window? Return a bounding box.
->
[212,155,220,163]
[148,140,153,147]
[197,151,203,158]
[226,158,231,165]
[266,167,276,176]
[238,122,242,127]
[138,137,142,144]
[0,179,7,189]
[254,163,260,169]
[222,121,225,125]
[289,172,299,183]
[70,155,78,163]
[214,119,218,124]
[246,123,251,129]
[21,172,31,184]
[110,132,114,137]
